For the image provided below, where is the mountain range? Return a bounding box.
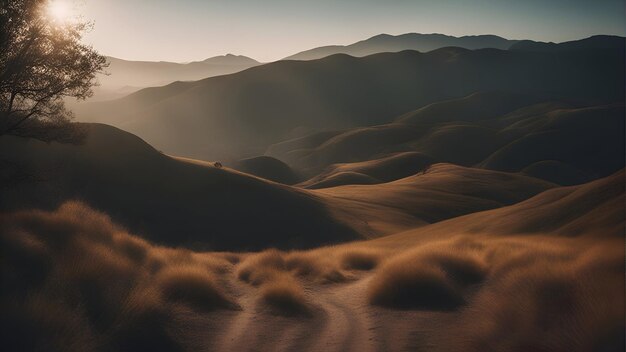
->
[83,54,260,101]
[284,33,519,60]
[75,35,625,165]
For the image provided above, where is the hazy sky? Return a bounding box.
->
[78,0,626,62]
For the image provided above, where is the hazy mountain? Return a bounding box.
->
[201,53,260,65]
[86,54,260,101]
[75,36,625,163]
[284,33,518,60]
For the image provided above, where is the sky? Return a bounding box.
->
[73,0,626,63]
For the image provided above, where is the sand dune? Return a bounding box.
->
[1,170,622,352]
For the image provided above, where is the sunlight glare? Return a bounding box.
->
[47,0,70,22]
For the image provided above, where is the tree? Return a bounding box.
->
[0,0,107,143]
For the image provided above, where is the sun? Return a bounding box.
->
[47,0,70,22]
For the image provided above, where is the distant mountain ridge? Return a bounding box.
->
[285,33,519,60]
[509,35,625,52]
[86,54,260,101]
[103,53,260,86]
[201,53,260,65]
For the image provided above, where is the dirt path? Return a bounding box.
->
[211,272,383,352]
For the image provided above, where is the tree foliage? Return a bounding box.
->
[0,0,107,142]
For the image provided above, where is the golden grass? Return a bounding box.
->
[367,239,486,309]
[0,201,239,351]
[257,272,310,316]
[1,200,623,351]
[284,251,350,283]
[339,248,381,271]
[366,235,625,351]
[156,266,238,311]
[455,241,624,351]
[368,256,463,309]
[236,249,286,285]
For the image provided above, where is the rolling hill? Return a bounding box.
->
[0,124,560,249]
[74,36,625,163]
[379,168,625,245]
[0,124,358,250]
[312,163,556,236]
[270,93,624,185]
[233,156,301,185]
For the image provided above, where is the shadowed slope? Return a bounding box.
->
[397,91,542,125]
[480,104,625,179]
[521,160,590,186]
[0,124,360,250]
[271,95,624,184]
[234,156,300,185]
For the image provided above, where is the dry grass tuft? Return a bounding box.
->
[236,249,286,285]
[257,273,310,316]
[454,241,625,352]
[368,262,465,310]
[367,235,624,351]
[113,233,150,264]
[425,251,487,285]
[367,241,486,310]
[285,251,351,283]
[156,266,238,312]
[0,201,237,350]
[106,285,184,352]
[340,248,381,271]
[218,252,242,264]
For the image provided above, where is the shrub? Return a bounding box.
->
[156,266,238,312]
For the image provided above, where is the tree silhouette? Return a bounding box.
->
[0,0,107,143]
